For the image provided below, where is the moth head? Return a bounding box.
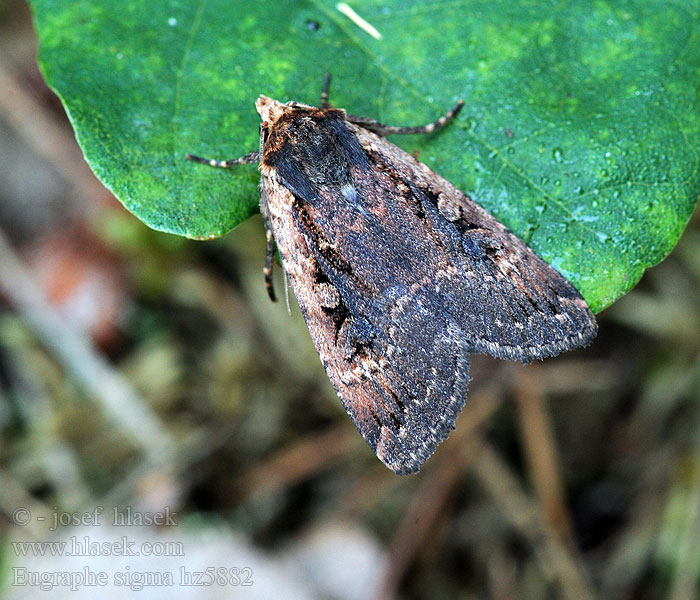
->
[256,95,288,125]
[255,94,349,166]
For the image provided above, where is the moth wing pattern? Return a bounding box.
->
[357,125,597,363]
[257,98,597,474]
[260,173,472,474]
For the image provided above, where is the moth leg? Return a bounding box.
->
[264,227,277,302]
[320,72,332,108]
[185,151,260,168]
[258,184,278,303]
[348,99,464,136]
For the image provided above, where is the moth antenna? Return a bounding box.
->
[320,73,332,108]
[347,99,465,137]
[185,151,260,168]
[264,228,277,302]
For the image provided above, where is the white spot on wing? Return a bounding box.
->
[341,183,369,216]
[341,182,357,203]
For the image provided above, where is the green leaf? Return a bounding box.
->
[32,0,700,313]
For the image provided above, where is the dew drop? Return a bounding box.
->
[552,147,564,163]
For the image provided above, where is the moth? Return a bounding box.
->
[187,76,598,474]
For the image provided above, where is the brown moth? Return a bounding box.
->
[187,77,597,474]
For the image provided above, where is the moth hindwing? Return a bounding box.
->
[187,82,598,475]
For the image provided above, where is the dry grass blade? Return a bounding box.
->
[0,227,175,466]
[0,57,112,207]
[375,383,503,600]
[236,425,361,498]
[513,364,575,547]
[471,443,597,600]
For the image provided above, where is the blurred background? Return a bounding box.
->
[1,1,699,598]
